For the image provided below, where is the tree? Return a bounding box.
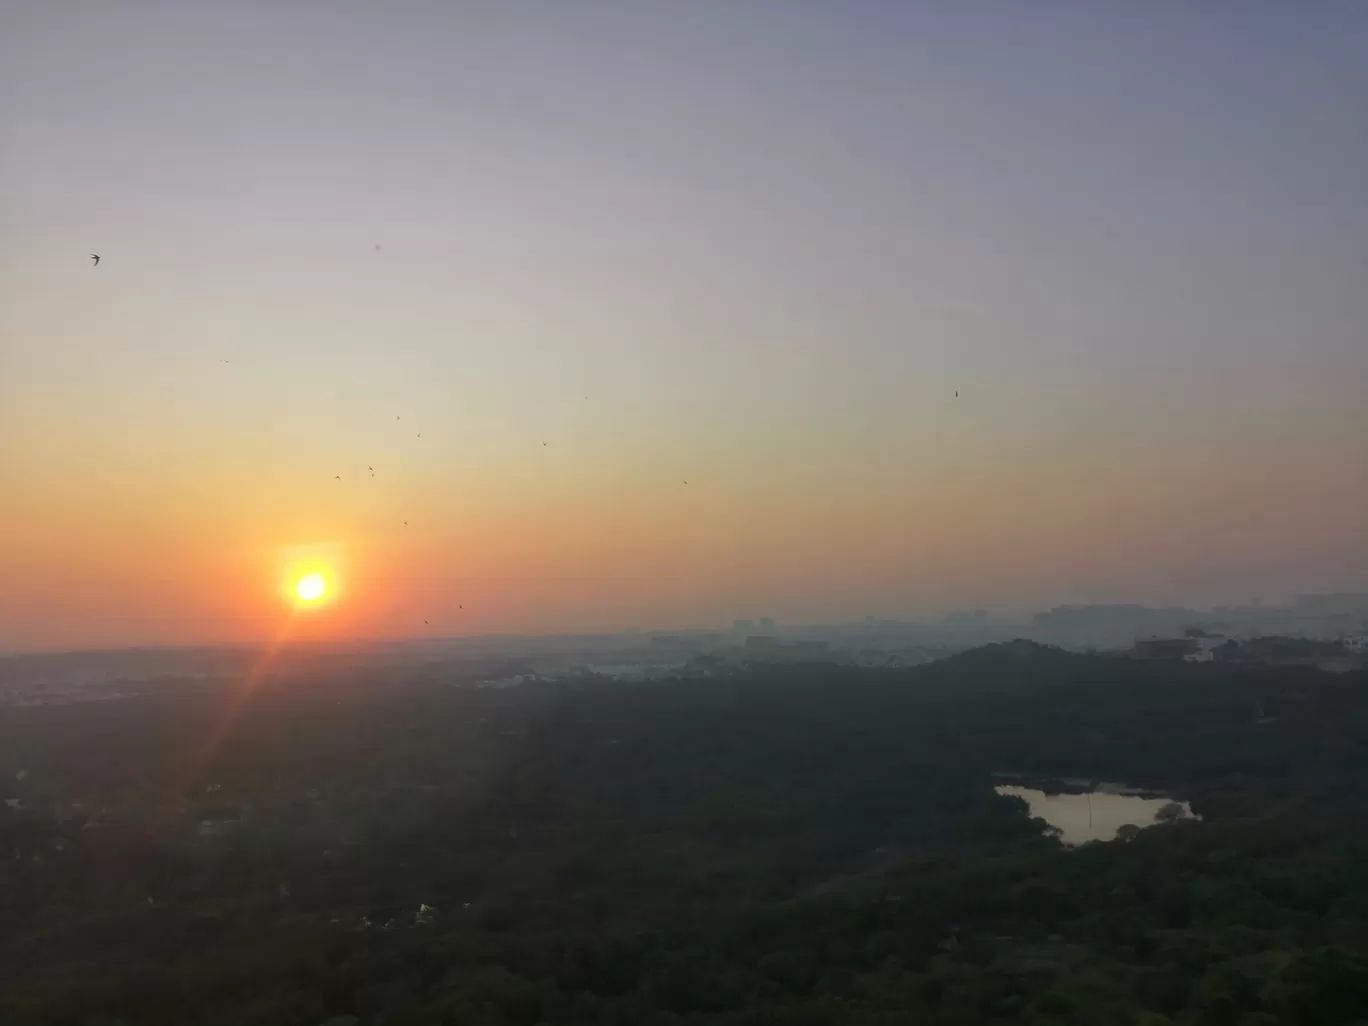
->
[1155,802,1187,824]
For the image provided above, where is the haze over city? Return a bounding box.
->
[3,2,1366,652]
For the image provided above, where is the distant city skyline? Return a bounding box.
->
[3,3,1366,650]
[3,588,1365,658]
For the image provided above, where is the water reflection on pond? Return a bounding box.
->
[995,783,1196,845]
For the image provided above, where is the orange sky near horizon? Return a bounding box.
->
[3,406,1363,651]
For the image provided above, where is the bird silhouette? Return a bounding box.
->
[90,254,99,266]
[459,604,464,610]
[542,441,548,447]
[374,244,381,252]
[334,475,341,480]
[955,391,959,398]
[424,619,429,625]
[404,521,408,526]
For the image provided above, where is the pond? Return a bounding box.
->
[994,780,1196,845]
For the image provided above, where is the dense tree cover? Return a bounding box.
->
[3,642,1368,1024]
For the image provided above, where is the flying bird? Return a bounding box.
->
[955,391,959,398]
[542,441,548,447]
[90,254,99,266]
[374,244,381,252]
[459,604,463,610]
[334,475,341,480]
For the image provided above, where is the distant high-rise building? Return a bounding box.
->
[732,619,754,633]
[759,617,776,632]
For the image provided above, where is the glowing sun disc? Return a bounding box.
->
[295,573,327,602]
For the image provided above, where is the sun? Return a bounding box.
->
[295,573,327,602]
[278,543,344,611]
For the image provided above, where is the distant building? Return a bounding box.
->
[758,618,776,633]
[649,635,683,648]
[732,619,755,633]
[744,636,779,651]
[1182,631,1227,655]
[1037,604,1201,629]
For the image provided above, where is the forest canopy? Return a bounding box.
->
[3,643,1368,1025]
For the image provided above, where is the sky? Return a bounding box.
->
[2,1,1366,651]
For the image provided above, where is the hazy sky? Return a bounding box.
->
[3,2,1366,650]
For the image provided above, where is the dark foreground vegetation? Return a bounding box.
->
[4,641,1368,1025]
